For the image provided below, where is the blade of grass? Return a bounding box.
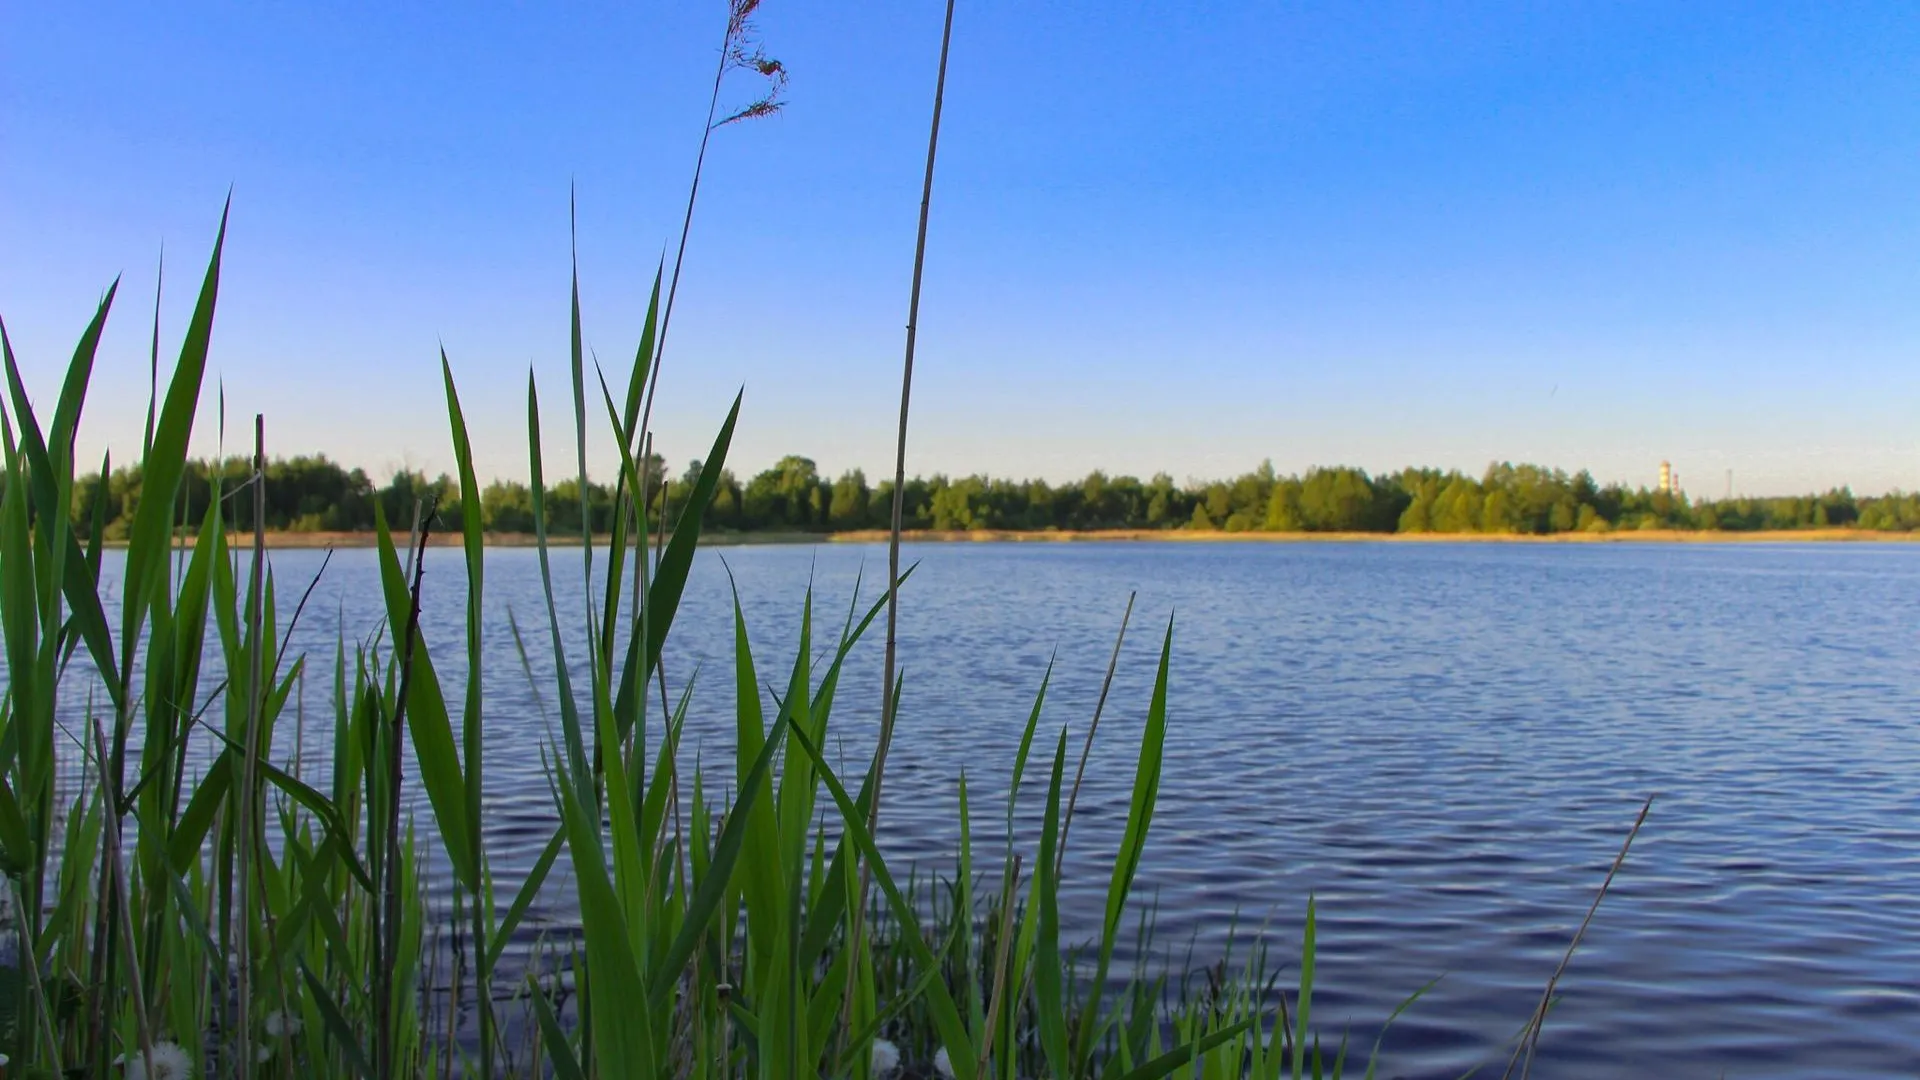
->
[1361,976,1443,1080]
[785,713,976,1080]
[1117,1018,1259,1080]
[1058,591,1134,861]
[1293,899,1315,1080]
[618,391,742,739]
[554,748,657,1077]
[441,350,497,1077]
[1034,727,1072,1080]
[124,199,227,675]
[301,960,376,1080]
[235,413,266,1077]
[1503,796,1654,1080]
[376,501,432,1079]
[647,644,791,1013]
[371,502,474,887]
[525,372,590,788]
[529,978,587,1080]
[1071,615,1174,1073]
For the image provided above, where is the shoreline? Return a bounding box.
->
[123,527,1920,549]
[829,527,1920,544]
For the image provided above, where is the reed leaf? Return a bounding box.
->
[782,715,977,1080]
[372,501,477,888]
[123,200,226,648]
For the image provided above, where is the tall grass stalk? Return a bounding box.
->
[1503,796,1654,1080]
[638,0,788,454]
[1059,592,1135,864]
[236,413,267,1077]
[853,4,960,1052]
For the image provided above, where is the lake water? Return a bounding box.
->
[91,541,1920,1078]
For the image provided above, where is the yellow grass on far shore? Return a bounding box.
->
[162,530,823,550]
[827,527,1920,544]
[153,526,1920,550]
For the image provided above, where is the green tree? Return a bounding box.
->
[1430,477,1481,533]
[61,450,1909,541]
[480,480,535,533]
[930,476,986,530]
[744,454,822,529]
[828,469,870,529]
[1547,497,1577,533]
[1296,467,1377,531]
[1480,489,1515,533]
[1202,484,1232,529]
[1264,480,1304,531]
[1144,473,1177,528]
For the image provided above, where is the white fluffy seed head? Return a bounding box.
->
[264,1010,302,1038]
[934,1045,955,1080]
[870,1037,901,1077]
[120,1041,193,1080]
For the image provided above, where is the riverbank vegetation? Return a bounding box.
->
[59,454,1920,542]
[0,4,1652,1077]
[1,182,1436,1080]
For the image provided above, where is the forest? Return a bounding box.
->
[57,452,1920,537]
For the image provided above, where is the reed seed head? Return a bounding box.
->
[118,1042,193,1080]
[715,0,788,128]
[264,1009,302,1038]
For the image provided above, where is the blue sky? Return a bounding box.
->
[4,1,1917,495]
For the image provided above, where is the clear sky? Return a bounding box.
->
[4,2,1917,496]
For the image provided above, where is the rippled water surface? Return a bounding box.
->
[99,541,1920,1077]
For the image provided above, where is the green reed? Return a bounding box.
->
[0,210,1429,1080]
[0,4,1488,1077]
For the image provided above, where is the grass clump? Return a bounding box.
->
[0,218,1397,1080]
[0,5,1654,1078]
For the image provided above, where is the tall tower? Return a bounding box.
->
[1659,461,1672,494]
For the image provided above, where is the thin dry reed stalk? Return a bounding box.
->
[379,503,432,1078]
[979,852,1024,1074]
[639,0,784,448]
[867,0,957,904]
[847,0,959,1039]
[1059,590,1136,868]
[1504,795,1654,1080]
[236,413,266,1078]
[90,710,155,1078]
[12,876,62,1073]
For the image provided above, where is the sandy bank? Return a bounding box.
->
[157,527,1920,549]
[827,528,1920,544]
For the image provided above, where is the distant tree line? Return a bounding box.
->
[53,453,1920,537]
